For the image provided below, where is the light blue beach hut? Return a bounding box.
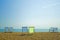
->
[49,27,58,32]
[5,27,13,32]
[22,26,28,32]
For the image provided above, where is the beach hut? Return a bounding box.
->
[22,27,28,32]
[28,26,35,33]
[5,27,13,32]
[5,27,9,32]
[49,27,58,32]
[9,27,13,32]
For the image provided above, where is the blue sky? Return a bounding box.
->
[0,0,60,29]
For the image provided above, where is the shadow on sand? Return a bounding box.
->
[18,33,33,36]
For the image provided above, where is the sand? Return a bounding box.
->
[0,32,60,40]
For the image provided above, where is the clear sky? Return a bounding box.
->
[0,0,60,29]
